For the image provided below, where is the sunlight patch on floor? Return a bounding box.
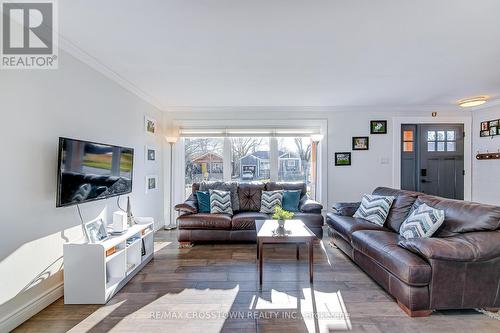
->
[68,300,127,332]
[253,289,298,310]
[301,288,352,333]
[248,287,352,333]
[153,241,172,252]
[85,287,238,332]
[319,240,334,267]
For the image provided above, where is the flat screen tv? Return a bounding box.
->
[56,137,134,207]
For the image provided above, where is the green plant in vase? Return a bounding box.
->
[272,206,294,229]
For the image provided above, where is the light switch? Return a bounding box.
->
[380,157,390,165]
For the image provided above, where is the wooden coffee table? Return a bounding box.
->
[256,219,316,286]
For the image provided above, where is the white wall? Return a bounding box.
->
[164,108,469,216]
[0,50,164,330]
[472,105,500,205]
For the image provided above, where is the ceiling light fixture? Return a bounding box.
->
[458,96,488,108]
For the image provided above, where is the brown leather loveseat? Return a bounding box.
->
[327,187,500,317]
[175,181,323,245]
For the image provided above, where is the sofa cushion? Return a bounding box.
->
[266,182,307,197]
[413,195,500,237]
[260,190,283,214]
[399,203,445,239]
[326,213,386,242]
[178,213,232,230]
[232,212,269,230]
[238,182,265,211]
[195,191,210,213]
[352,230,431,286]
[353,194,395,226]
[372,187,420,232]
[283,190,301,212]
[209,190,233,215]
[398,231,500,262]
[200,181,240,211]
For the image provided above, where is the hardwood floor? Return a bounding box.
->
[14,229,499,333]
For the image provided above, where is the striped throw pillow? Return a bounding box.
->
[260,190,283,214]
[353,194,395,226]
[209,189,233,215]
[399,203,445,239]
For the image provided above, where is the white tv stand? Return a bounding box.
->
[63,222,154,304]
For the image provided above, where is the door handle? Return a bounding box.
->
[421,179,432,183]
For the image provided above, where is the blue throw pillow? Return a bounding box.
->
[195,191,210,213]
[282,190,301,212]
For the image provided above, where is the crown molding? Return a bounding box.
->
[59,36,166,111]
[163,104,466,114]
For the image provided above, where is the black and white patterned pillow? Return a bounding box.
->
[353,194,395,226]
[399,203,445,239]
[260,190,283,214]
[209,189,233,215]
[200,181,239,211]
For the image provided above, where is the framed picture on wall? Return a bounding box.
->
[145,175,158,193]
[335,152,351,166]
[145,146,157,162]
[488,120,499,128]
[480,130,490,137]
[144,115,157,135]
[490,127,497,136]
[370,120,387,134]
[481,121,489,131]
[352,137,369,150]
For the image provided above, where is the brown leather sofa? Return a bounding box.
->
[327,187,500,317]
[175,182,323,244]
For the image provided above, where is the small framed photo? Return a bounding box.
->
[489,120,499,128]
[370,120,387,134]
[145,146,157,162]
[490,127,497,136]
[84,218,108,243]
[481,121,489,131]
[335,152,351,166]
[144,115,157,135]
[145,175,158,193]
[352,137,369,150]
[480,130,490,137]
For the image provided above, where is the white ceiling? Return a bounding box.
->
[60,0,500,110]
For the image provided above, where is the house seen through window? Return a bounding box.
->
[183,136,313,198]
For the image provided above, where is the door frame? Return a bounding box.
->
[392,116,472,201]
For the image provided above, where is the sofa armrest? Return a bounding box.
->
[398,231,500,262]
[331,202,361,217]
[299,195,323,214]
[174,195,198,215]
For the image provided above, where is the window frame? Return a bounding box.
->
[182,135,314,195]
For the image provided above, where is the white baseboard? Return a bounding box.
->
[0,282,63,332]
